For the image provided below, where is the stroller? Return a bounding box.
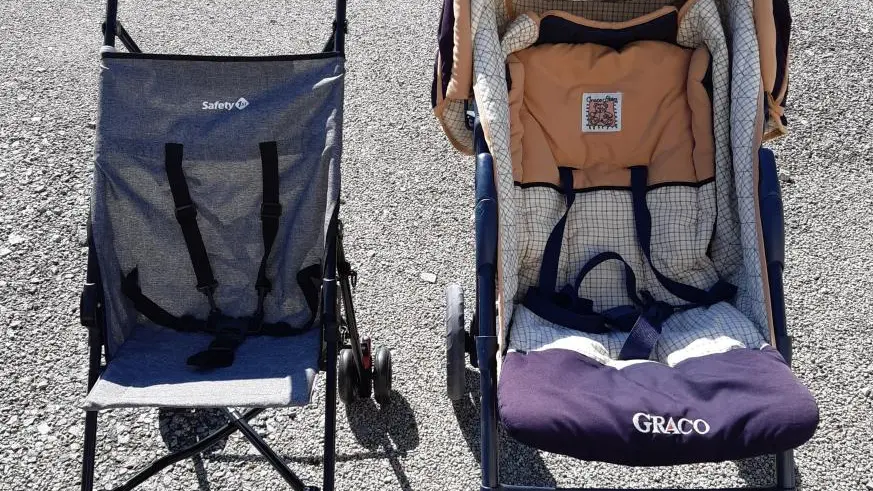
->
[434,0,818,489]
[78,1,393,490]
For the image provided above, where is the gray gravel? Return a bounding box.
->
[0,0,871,489]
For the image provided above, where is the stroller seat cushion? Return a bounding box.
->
[508,40,714,188]
[497,345,819,466]
[83,324,321,410]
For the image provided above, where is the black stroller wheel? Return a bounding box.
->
[357,336,373,399]
[338,348,358,405]
[373,347,393,406]
[446,284,466,401]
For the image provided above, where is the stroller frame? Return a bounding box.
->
[468,112,799,491]
[77,1,362,490]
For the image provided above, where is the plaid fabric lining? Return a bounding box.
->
[439,99,474,153]
[507,184,767,365]
[470,0,771,366]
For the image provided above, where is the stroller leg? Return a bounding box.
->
[775,450,796,490]
[109,409,263,491]
[81,410,98,491]
[224,409,311,491]
[323,328,338,491]
[322,219,340,491]
[473,116,501,490]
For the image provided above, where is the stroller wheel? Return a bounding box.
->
[446,284,466,401]
[373,347,393,406]
[338,348,358,405]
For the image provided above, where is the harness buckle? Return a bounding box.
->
[249,285,271,334]
[197,281,220,313]
[207,312,248,345]
[174,203,197,221]
[639,290,674,326]
[260,202,282,220]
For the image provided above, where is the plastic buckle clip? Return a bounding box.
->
[197,281,220,313]
[260,202,282,221]
[174,203,197,221]
[207,313,248,345]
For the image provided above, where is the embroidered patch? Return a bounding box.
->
[582,93,622,132]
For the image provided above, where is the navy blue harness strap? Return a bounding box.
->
[536,167,575,295]
[572,251,644,307]
[520,165,735,361]
[570,252,673,360]
[630,165,736,305]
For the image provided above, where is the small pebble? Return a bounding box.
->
[420,272,437,283]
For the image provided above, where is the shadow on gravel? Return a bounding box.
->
[343,391,419,490]
[181,393,419,490]
[452,368,556,488]
[735,455,804,490]
[158,408,229,491]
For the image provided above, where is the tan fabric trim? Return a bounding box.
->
[763,91,788,142]
[677,0,701,22]
[688,47,715,184]
[753,0,777,93]
[509,41,713,188]
[446,0,474,100]
[507,54,526,182]
[504,0,515,22]
[539,5,678,30]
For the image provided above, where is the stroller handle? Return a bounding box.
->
[101,0,349,55]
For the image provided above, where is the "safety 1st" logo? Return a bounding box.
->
[202,97,250,111]
[632,413,711,435]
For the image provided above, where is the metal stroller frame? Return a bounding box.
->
[77,1,392,489]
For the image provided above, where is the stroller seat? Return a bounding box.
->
[499,305,819,466]
[83,326,321,409]
[435,0,816,485]
[434,0,818,473]
[78,9,396,487]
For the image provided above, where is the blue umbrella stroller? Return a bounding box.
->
[433,0,819,489]
[77,1,393,489]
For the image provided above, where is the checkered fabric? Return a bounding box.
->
[467,0,772,366]
[510,301,768,368]
[438,99,474,153]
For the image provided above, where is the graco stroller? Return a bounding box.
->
[434,0,818,489]
[77,1,393,490]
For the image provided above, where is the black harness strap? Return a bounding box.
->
[122,268,317,336]
[164,143,219,308]
[121,267,208,332]
[122,142,322,369]
[254,141,282,317]
[186,141,284,369]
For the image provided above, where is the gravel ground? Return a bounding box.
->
[0,0,871,489]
